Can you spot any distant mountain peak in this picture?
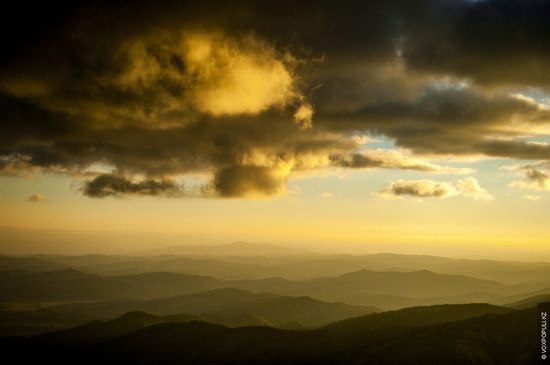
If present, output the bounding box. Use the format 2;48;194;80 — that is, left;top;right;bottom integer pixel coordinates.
114;311;159;323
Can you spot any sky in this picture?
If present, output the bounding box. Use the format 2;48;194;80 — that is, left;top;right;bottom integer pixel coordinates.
1;0;550;257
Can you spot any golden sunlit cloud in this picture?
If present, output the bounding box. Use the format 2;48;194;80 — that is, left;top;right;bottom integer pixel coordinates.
454;176;494;201
183;33;304;117
1;30;311;129
293;103;314;129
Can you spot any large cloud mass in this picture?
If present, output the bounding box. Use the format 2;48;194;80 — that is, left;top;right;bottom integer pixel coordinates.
1;0;550;199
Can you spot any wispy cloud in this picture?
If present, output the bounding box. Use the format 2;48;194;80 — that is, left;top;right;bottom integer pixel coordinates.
502;162;550;191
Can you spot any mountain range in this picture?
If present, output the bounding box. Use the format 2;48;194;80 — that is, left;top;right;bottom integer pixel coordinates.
0;303;540;365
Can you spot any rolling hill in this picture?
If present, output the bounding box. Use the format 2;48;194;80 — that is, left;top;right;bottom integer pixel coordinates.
0;269;224;302
0;303;538;365
23;311;203;347
0;255;69;272
228;269;525;309
505;292;550;309
4;251;550;287
322;303;512;333
50;287;378;328
0;267;541;311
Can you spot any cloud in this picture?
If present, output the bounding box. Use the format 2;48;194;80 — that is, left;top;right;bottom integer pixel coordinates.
1;30;309;129
331;149;474;174
293;103;314;129
377;177;492;200
504;162;550;191
455;177;494;201
182;33;305;118
27;193;48;203
318;88;550;161
378;179;456;199
401;0;550;87
525;168;550;190
510;169;550;191
1;0;550;199
82;174;184;198
213;165;288;198
0;155;41;177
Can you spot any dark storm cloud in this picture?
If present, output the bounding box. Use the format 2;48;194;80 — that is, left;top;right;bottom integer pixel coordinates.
401;0;550;86
4;0;550;87
2;0;550;198
82;174;184;198
317;88;550;159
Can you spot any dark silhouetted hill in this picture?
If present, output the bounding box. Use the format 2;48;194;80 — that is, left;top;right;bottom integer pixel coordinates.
0;303;539;365
322;303;512;333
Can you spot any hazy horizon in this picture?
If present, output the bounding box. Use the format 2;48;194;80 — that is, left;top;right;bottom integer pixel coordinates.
1;225;549;261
